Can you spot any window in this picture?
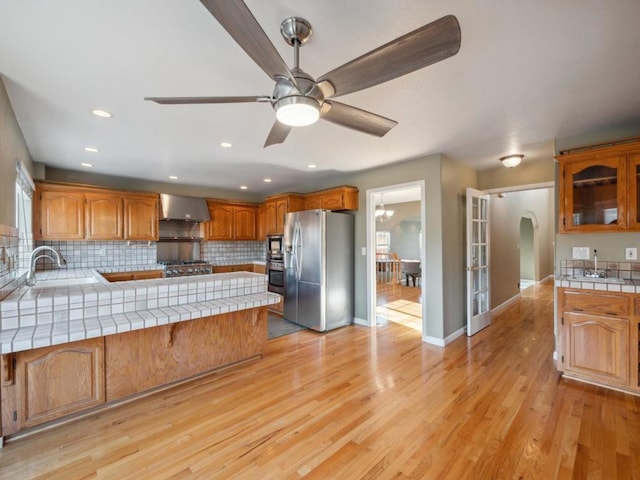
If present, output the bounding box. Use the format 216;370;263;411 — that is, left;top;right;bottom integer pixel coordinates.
16;160;34;269
376;231;391;253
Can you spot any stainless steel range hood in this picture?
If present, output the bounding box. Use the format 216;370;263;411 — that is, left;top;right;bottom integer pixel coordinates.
159;193;210;222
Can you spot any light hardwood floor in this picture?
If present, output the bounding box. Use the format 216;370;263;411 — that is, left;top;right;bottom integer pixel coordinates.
1;282;639;479
376;281;422;331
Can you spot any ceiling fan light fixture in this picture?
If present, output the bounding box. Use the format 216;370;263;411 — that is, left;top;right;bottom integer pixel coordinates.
275;96;320;127
500;154;524;168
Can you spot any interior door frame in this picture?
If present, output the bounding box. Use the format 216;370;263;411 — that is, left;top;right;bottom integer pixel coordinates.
365;180;426;334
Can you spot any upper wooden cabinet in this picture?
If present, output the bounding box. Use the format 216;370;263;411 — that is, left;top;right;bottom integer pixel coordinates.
206;201;257;240
85;192;123;240
265;194;304;235
36;189;85;240
123;194;159;241
303;186;359;211
34;182;159;241
256;204;267;240
557;140;640;233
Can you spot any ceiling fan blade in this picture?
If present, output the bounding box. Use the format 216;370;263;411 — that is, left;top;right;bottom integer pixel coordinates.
145;96;270;105
264;121;292;147
200;0;295;85
318;15;461;98
321;101;397;137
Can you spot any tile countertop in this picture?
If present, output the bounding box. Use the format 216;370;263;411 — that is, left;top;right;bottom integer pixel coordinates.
555;275;640;293
0;269;280;354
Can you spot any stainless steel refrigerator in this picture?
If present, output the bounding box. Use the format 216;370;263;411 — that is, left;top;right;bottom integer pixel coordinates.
283;209;354;332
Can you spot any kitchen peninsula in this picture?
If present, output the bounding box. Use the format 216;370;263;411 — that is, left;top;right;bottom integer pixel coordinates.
0;269;280;441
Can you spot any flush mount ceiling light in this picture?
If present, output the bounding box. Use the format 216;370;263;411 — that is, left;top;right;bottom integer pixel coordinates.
91;109;112;118
500;154;524;168
275;96;320;127
375;194;394;222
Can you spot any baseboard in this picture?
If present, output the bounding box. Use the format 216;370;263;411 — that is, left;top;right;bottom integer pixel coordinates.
353;316;369;327
423;327;465;347
491;293;521;316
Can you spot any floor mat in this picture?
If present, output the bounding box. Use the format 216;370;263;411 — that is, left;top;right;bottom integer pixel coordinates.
268;315;306;339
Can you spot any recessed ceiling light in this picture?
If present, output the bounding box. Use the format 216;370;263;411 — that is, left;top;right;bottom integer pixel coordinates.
84;147;99;153
240;185;248;190
81;163;93;168
92;109;112;118
307;164;317;169
220;142;233;148
169;175;178;180
263;178;272;183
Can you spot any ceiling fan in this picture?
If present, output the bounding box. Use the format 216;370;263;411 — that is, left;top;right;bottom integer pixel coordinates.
145;1;461;147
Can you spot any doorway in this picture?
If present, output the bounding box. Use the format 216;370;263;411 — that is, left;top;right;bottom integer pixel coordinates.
366;181;426;334
519;216;535;290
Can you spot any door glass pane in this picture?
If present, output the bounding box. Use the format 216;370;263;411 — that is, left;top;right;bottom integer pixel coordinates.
572;165;618;225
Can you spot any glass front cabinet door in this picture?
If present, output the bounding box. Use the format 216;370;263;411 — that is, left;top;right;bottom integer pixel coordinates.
558;141;640;233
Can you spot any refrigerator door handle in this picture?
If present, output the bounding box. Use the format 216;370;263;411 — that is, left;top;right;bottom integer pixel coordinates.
294;221;303;280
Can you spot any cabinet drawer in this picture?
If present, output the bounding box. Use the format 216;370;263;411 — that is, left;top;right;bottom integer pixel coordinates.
562;290;631;317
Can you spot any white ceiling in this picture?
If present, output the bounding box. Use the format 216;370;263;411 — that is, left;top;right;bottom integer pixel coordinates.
1;1;639;196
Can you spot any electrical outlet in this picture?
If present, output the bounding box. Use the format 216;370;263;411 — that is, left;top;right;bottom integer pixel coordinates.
98;248;106;257
626;247;637;260
572;247;590;260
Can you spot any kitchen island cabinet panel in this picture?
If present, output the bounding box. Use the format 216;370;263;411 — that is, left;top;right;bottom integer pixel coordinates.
105;308;267;401
0;338;105;435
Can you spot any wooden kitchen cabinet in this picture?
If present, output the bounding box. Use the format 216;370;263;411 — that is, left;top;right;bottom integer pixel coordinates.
102;270;163;282
123;194;159;241
1;338;105;435
206;201;257;240
85;192;123;240
256;204;267;239
558;288;638;393
265;194;304;235
34;182;159;241
557;140;640;233
34;188;85;240
105;309;267;401
564;312;629;387
213;264;254;273
303;186;359;211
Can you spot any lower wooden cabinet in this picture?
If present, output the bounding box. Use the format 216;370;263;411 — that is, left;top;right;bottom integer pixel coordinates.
105;309;267;401
102;270;164;282
213;264;255;273
1;307;268;438
564;312;629;386
1;338;105;435
559;288;639;393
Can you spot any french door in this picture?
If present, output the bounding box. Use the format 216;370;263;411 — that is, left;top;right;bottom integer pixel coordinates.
466;188;491;336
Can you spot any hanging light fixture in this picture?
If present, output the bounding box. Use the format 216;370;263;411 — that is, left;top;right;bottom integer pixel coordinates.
500;154;524;168
375;194;395;222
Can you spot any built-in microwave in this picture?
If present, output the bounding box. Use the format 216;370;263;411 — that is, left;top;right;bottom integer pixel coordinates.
266;234;283;260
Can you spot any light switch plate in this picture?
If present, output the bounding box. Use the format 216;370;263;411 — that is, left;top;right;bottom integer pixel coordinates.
572;247;590;260
626;247;637;260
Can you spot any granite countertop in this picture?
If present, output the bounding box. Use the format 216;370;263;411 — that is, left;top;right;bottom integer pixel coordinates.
0;268;280;354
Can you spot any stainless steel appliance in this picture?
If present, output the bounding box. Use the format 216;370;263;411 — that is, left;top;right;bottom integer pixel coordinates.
266;234;284;294
266;259;285;294
284;209;354;332
160;261;213;278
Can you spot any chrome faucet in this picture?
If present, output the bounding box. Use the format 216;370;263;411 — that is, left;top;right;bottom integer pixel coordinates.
26;246;67;286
